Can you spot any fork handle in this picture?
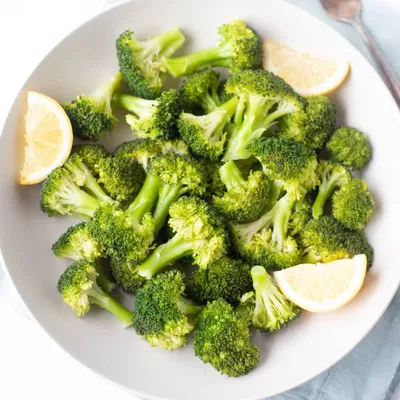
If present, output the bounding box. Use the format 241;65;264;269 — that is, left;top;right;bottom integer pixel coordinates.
352;19;400;109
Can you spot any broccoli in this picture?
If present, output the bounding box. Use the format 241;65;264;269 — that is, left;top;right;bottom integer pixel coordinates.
166;20;262;78
300;216;373;268
247;137;319;199
279;95;336;150
326;126;372;170
212;160;270;223
63;72;122;140
180;69;222;113
52;222;104;261
40;155;114;219
71;144;110;174
194;298;259;377
57;260;132;326
114;89;182;140
240;265;300;332
136;196;229;279
132;270;203;350
116;28;185;99
114;138;189;170
288;193;314;237
96;156;145;203
332;178;374;231
202;160;226;198
185;256;253;305
222;70;307;162
178;96;239;160
312;161;351;219
109;256;147;294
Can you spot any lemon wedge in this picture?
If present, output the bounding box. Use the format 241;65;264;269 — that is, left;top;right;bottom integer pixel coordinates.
20;91;73;185
263;40;350;97
274;255;367;312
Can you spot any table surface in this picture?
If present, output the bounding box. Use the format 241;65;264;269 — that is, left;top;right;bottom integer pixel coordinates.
0;1;399;399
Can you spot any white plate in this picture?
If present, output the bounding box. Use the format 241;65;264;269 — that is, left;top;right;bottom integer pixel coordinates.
1;0;399;399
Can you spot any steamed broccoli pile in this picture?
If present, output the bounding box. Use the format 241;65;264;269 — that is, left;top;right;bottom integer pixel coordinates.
39;20;375;378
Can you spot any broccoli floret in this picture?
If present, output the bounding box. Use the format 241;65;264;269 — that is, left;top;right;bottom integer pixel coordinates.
178;96;239;160
166;20;262;78
52;222;104;261
109;256;147;294
279;95;336;150
40;155;114;219
202;160;226;198
137;196;229;278
247;137;319;198
288;193;314;237
222;70;306;162
186;256;253;305
300;216;373;268
96;156;145;203
114;89;182;140
132;270;203;350
332;178;374;231
71;144;110;175
114;138;189;170
212;160;270;223
194;298;259;377
63;72;122;140
57;260;132;326
232;191;302;270
312;161;351;219
240;265;300;332
116;28;185;99
326;126;372;170
181;69;222;113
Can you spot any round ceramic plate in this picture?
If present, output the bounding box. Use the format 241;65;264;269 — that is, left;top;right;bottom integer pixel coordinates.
1;0;399;399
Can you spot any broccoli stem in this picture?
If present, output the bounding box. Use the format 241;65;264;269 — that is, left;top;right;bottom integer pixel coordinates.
222;96;275;161
201;91;221;114
262;101;296;128
94;260;116;294
66;189;103;219
153;185;186;235
302;249;320;264
114;93;156;119
166;43;233;77
149;27;186;59
178;296;204;315
82;171;112;204
312;170;346;219
88;288;132;327
125;174;161;226
138;234;194;278
219;160;245;190
90;72;122;113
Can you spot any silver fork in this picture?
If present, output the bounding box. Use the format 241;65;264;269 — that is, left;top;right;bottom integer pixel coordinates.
320;0;400;108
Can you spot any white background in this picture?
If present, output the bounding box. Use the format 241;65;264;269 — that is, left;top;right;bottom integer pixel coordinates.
0;1;399;399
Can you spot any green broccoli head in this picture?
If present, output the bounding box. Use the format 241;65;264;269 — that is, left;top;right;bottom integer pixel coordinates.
186;256;253;305
178;97;238;161
203;160;227;198
115;89;182;140
194;298;259;377
89;202;155;262
212;160;270;223
137;196;229;278
57;260;132;326
40;155;113;219
300;216;373;268
288;193;315;237
247;137;319;197
279;95;336;150
63;72;122;140
96;156;145;203
240;266;300;332
116;28;185;99
52;222;104;261
326;126;372;170
71;144;110;175
181;69;222;113
222;70;307;161
133;270;203;350
312;161;351;219
332;178;374;231
166;20;262;78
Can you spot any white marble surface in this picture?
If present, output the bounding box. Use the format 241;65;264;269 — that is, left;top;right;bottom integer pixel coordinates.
0;0;399;399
